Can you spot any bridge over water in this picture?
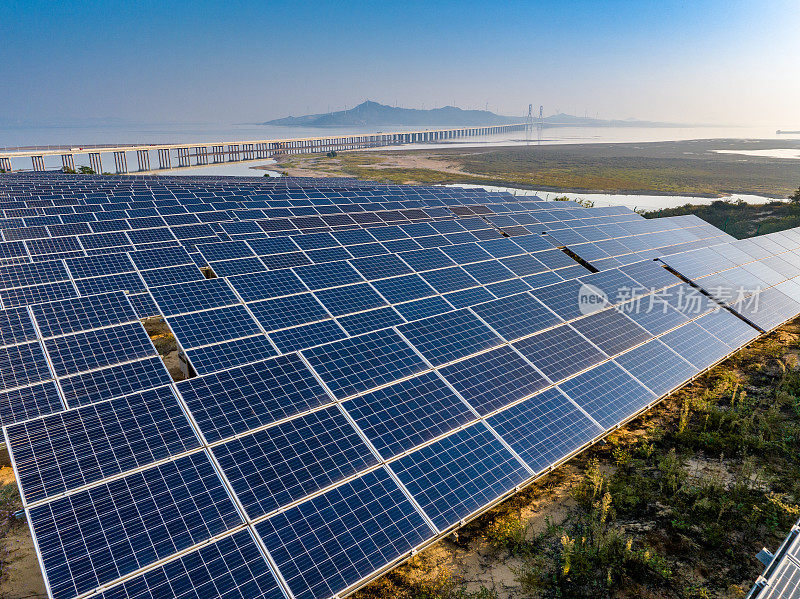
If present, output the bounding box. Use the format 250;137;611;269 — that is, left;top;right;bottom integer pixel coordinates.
0;123;526;174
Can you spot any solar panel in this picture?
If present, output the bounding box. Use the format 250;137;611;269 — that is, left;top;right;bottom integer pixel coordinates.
44;322;156;376
302;329;427;399
343;371;474;459
175;354;332;443
31;291;137;338
213;405;377;519
29;451;242;599
254;467;432;599
167;305;263;348
7;385;199;504
396;309;502;367
150;278;239;317
96;529;285;599
390;422;530;530
471;292;562;341
439;345;549;415
558;360;655;428
487;387;603;474
2;172;798;599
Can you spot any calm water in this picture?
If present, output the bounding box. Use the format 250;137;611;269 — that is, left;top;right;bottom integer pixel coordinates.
2;122;796;209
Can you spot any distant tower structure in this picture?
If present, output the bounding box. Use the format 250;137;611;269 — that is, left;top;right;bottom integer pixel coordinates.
525;104;534;144
537;105;544;144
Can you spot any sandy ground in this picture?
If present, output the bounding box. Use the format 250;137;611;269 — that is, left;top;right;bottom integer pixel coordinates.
0;468;47;599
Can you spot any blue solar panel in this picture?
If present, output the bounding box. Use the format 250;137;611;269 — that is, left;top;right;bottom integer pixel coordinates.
614;339;699;397
471;293;562;342
8;385;199;503
255;467;432;599
150;278;239;316
268;319;347;354
514;323;608;383
0;260;69;289
184;334;277;375
569;307;652;356
659;321;735;369
558;361;655;428
137;264;204;287
371;274;436;303
294;261;364;290
439;345;549;415
58;355;174;409
168;305;263;348
65;253;134;279
0;341;52;392
336;306;404;336
397;309;502;367
0;381;64;428
44;322;155;376
31;292;137;338
391;422;530;530
303;329;427;399
488;387;603;474
96;530;284;599
420;267;478;293
129;246;194;270
248;294;329;332
214;405;377;519
0;306;37;346
176;354;332;443
30;451;242;599
315;283;387;316
227;269;307;302
0;280;78;308
343;371;474;459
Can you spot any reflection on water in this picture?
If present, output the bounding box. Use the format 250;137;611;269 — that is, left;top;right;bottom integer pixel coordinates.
714;149;800;160
444;183;783;211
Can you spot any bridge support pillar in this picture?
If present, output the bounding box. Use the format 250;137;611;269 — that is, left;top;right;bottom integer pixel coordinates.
195;147;208;165
61;154;75;171
136;150;150;171
228;144;240;161
157;148;171;169
88;153;102;173
243;144;254;160
0;157;11;172
31;155;45;171
113;151;127;173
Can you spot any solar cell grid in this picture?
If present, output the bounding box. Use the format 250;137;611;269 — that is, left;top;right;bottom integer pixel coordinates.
397;309;503;367
214;405;377;519
44;321;156;376
96;529;284;599
390;422;530;530
176;353;332;443
0;306;37;346
29;451;242;599
8;385;200;504
558;360;655;428
255;466;432;599
167;305;263;348
149;278;239;316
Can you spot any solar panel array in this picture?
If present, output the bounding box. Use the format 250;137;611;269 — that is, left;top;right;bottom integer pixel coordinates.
0;172;796;599
748;518;800;598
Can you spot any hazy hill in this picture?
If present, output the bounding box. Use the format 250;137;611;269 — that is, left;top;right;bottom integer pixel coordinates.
262;101;523;127
261;101;678;128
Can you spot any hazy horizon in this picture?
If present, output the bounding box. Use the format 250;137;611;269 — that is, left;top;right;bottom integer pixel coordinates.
3;0;800;129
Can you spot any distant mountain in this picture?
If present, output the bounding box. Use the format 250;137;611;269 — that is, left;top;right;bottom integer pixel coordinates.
541;113;679;128
261;101;523;127
261;102;679;129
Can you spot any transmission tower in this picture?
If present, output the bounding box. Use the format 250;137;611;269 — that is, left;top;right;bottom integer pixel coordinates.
525;104;534;145
537;105;544;144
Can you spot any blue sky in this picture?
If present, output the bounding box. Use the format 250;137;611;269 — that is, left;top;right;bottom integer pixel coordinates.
2;0;799;126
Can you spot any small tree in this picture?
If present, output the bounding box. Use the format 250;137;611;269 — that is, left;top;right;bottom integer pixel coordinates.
790;187;800;205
